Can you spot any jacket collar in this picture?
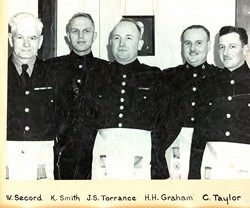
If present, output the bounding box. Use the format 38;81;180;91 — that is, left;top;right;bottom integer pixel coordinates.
184;61;209;70
69;51;94;61
226;62;250;74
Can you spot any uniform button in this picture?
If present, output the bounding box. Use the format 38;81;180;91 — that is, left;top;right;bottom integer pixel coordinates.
191;102;196;106
118;123;123;127
120;98;124;102
226;113;231;119
143;96;147;99
119;113;123;118
230;80;235;85
225;131;230;136
78;64;83;69
209;102;213;106
121;89;126;94
190;117;195;122
50;99;54;103
122;81;126;86
227;96;232;101
24;126;30;131
77;79;81;83
122;74;127;79
98;94;102;98
248;103;250;107
24;108;30;113
192;87;197;92
193;73;197;78
25;91;30;95
120;105;124;110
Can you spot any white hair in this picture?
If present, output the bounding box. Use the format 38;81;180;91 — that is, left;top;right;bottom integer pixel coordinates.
9;12;43;35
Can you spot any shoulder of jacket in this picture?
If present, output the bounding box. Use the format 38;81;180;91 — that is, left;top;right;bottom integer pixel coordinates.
140;63;161;72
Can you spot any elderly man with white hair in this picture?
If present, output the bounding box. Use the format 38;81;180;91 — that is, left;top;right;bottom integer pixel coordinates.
7;12;57;180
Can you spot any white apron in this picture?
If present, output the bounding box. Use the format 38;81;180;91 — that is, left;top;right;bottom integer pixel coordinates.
91;128;152;179
201;142;250;179
6;140;54;180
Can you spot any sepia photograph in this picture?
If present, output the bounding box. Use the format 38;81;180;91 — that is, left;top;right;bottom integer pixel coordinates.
1;0;250;207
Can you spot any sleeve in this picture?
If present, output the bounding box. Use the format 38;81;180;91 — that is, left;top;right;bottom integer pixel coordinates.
188;83;214;179
188;126;207;179
150;74;183;179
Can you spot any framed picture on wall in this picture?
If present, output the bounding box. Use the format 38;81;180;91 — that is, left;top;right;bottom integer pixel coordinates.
123;15;155;56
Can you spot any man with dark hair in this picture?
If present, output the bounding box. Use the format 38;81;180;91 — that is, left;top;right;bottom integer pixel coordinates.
163;25;220;179
47;12;108;179
7;12;57;180
68;18;180;179
188;26;250;179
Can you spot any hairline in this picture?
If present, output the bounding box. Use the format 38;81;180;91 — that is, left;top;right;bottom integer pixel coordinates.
67;13;95;33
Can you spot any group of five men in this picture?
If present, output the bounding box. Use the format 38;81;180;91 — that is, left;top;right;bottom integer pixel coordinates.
6;11;250;180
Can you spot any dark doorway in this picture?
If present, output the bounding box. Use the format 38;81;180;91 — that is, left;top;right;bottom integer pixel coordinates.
38;0;57;60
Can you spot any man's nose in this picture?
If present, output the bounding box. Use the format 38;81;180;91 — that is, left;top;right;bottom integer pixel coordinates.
190;43;195;51
119;38;126;46
223;47;229;56
78;31;84;38
23;37;30;47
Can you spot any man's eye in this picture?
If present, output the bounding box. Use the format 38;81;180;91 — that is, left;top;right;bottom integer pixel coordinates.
230;45;236;49
113;36;119;40
30;36;38;40
16;35;23;39
218;45;224;50
84;29;91;33
197;41;202;45
71;29;78;33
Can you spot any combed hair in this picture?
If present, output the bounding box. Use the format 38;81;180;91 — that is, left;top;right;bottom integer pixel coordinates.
219;25;248;45
66;12;95;32
181;25;210;41
9;12;43;35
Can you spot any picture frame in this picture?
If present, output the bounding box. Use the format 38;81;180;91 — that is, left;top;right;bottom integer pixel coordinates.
123;15;155;56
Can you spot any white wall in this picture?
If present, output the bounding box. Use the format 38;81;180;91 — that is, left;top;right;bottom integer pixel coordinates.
8;0;38;19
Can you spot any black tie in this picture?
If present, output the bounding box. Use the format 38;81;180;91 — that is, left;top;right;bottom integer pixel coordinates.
20;64;30;88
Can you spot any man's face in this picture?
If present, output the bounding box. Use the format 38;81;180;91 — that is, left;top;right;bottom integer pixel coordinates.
68;16;96;56
110;21;143;65
218;32;247;71
8;22;43;62
182;28;210;67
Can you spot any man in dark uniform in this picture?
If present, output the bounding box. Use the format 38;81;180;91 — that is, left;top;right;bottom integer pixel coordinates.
46;12;108;179
68;18;180;179
188;26;250;179
7;12;56;179
163;25;220;179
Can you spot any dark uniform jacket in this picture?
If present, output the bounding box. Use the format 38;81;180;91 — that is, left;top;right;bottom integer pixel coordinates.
188;62;250;179
163;62;220;128
46;51;108;179
67;59;181;179
47;51;108;123
7;57;56;141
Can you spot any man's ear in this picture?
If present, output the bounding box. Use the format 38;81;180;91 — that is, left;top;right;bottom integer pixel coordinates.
8;33;13;47
38;35;43;49
207;40;211;51
93;32;97;42
66;32;71;42
243;44;249;56
138;39;144;51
